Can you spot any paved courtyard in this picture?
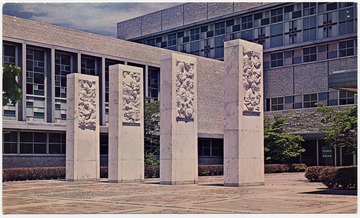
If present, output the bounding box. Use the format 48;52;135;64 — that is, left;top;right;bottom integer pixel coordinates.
2;172;357;214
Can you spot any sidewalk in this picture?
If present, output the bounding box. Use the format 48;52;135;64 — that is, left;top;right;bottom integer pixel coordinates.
2;172;357;214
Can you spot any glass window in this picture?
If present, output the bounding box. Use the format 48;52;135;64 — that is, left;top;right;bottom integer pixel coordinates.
167;33;177;46
328;91;338;106
271;52;283;67
339;91;355;105
3;44;16;65
303;2;316;15
198;139;210;156
303;47;317;62
339;7;355;35
3;131;18;154
148;66;160;99
242;15;253;30
285;96;294;110
215;22;225;36
211;139;223;156
271;8;283;23
303;93;317;108
190;28;200;41
81;56;96;75
146;39;155;46
100;134;108;155
339;40;354;57
271;97;284;111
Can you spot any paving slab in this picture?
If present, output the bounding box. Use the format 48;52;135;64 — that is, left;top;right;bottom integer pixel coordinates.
2;172;357;214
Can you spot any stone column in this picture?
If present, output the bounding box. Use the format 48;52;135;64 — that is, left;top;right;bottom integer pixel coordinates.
223;39;264;187
66;73;100;181
108;64;144;183
160;53;198;185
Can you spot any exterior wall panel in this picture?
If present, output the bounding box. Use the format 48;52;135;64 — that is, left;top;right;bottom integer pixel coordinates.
161;4;184;30
264;67;294;97
294;62;328;94
183;3;208;25
207;3;234;19
141;11;162;36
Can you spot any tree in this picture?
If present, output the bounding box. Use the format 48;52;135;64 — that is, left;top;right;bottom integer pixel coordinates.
3;64;22;106
144;97;160;156
264;115;305;163
316;103;357;153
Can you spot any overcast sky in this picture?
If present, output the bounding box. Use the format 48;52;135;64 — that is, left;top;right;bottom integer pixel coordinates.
3;2;182;37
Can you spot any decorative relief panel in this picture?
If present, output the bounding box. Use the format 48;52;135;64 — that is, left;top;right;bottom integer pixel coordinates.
175;61;195;120
78;79;97;131
122;71;141;123
243;49;262;113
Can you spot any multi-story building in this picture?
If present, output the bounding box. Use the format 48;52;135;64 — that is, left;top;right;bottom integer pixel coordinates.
118;2;357;166
2;15;225;167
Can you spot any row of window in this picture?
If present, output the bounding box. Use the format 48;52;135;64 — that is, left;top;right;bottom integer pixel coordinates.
3;131;223;158
3;131;66;154
138;3;356;59
266;39;356;68
266;90;356;111
3;43;160;123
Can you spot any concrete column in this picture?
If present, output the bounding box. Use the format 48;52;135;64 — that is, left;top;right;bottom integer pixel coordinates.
160;53;198;185
66;73;100;181
108;64;144;183
223;39;264;187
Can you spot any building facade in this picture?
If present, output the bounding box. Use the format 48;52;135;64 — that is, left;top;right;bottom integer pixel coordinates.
118;2;358;166
2;15;225;168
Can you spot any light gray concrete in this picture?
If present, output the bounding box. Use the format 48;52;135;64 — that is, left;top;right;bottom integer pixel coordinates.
2;173;357;214
66;73;100;181
223;39;264;186
160;53;198;185
108;64;144;183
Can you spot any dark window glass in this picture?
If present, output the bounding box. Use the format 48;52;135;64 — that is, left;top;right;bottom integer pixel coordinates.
34;132;46;142
34;143;46;154
20;143;33;154
4;143;17;154
20;132;33;142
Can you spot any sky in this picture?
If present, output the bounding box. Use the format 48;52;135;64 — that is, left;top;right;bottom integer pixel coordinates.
2;1;182;37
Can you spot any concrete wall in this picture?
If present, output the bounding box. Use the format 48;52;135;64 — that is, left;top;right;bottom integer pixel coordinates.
117;2;267;39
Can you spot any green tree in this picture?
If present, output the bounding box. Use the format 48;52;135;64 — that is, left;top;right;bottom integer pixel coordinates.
3;64;22;106
144;97;160;157
264;115;305;163
316;103;357;153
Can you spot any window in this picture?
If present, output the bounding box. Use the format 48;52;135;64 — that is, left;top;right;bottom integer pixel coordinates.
20;132;46;154
3;44;16;65
104;59;124;116
100;134;108;155
271;97;284;111
190;28;200;41
3;131;17;154
242;15;253;30
270;52;283;67
190;41;200;55
148;66;160;99
303;16;316;42
339;7;355;35
328;91;338;106
271;8;283;23
214;36;225;59
214;22;225;36
198;138;223;156
339;40;354;57
167;33;177;46
303;47;317;62
319;12;337;38
26;48;46;122
285;20;301;45
303;93;317;108
49;133;66;154
270;23;284;47
339;91;355;105
81;56;96;75
303;2;316;16
146;39;155;46
284;96;294;110
294;95;303;109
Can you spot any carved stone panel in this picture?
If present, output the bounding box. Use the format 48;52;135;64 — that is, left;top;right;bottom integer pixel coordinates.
175;61;195;120
78;79;97;131
243;49;262;113
122;71;141;123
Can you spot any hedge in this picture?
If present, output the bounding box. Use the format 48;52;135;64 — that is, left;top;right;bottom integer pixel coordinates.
304;166;328;182
3;164;308;182
319;166;357;189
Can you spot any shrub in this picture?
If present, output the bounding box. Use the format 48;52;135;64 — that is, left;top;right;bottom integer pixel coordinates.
145;166;159;178
289;163;307;172
304;166;327;182
198;165;223;176
319;166;357;189
3;167;65;182
264;164;290;173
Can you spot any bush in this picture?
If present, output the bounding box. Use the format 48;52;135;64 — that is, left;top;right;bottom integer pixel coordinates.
304;166;327;182
198;165;223;176
3;167;65;182
264;164;307;173
145;166;159;178
289;163;307;172
319;166;357;189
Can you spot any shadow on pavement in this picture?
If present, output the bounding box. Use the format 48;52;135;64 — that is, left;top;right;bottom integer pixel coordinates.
199;183;224;187
300;188;357;196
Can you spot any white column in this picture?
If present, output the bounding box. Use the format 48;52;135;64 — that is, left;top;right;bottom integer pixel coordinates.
108;64;144;183
160;53;198;185
66;73;100;181
223;39;264;187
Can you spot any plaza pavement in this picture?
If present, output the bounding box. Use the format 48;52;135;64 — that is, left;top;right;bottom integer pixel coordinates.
2;172;357;214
